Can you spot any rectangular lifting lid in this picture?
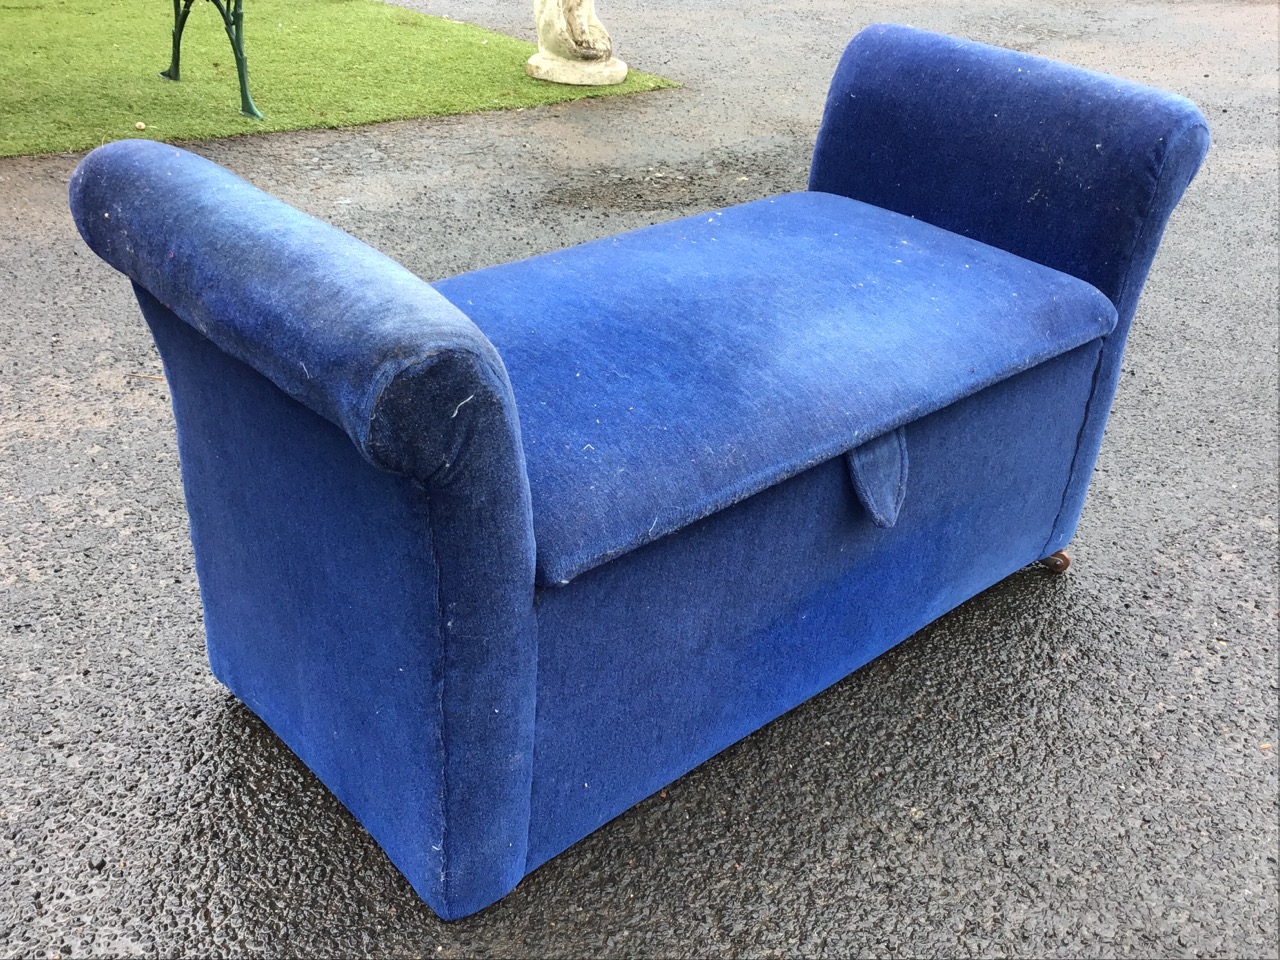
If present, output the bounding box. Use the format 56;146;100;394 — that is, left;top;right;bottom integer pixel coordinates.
434;191;1117;585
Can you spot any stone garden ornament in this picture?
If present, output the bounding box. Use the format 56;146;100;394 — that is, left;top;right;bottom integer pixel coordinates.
527;0;628;85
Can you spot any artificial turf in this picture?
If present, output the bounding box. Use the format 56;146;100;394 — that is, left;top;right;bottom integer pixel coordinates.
0;0;673;158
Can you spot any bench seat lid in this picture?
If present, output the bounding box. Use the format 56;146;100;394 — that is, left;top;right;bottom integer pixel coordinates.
433;191;1116;585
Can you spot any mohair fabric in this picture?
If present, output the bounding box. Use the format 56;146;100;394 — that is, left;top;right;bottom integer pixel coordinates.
68;24;1207;921
434;192;1115;584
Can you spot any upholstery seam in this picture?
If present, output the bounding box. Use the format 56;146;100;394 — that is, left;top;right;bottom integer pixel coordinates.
893;426;910;516
525;591;538;874
851;448;885;523
369;348;536;908
1038;117;1206;558
423;496;453;917
1040;340;1105;558
1111;118;1208;323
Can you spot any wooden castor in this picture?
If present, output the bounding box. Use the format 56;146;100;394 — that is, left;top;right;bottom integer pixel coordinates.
1041;550;1071;574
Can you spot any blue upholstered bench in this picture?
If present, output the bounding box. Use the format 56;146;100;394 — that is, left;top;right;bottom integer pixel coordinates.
69;25;1208;920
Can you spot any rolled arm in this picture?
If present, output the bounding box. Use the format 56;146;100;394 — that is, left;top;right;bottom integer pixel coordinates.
809;24;1211;561
809;24;1210;325
71;140;537;919
70;138;522;488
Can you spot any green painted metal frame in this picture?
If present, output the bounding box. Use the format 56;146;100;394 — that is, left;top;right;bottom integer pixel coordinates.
161;0;264;120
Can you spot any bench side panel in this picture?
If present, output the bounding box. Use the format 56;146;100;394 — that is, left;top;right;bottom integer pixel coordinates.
134;287;535;921
810;24;1210;551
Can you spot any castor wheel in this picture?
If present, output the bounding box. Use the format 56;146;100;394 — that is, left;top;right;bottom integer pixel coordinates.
1041;550;1071;574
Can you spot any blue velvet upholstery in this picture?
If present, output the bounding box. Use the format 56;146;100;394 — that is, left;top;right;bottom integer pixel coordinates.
524;340;1105;869
846;426;909;529
72;141;539;919
69;25;1207;920
810;23;1210;555
434;192;1115;584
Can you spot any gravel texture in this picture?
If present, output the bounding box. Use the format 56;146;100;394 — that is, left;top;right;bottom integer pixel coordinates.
1;1;1277;956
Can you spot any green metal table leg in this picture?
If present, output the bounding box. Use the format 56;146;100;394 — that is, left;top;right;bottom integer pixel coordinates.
161;0;264;120
160;0;196;81
217;0;264;119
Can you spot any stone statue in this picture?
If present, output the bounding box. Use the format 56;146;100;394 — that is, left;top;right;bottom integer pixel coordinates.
526;0;628;85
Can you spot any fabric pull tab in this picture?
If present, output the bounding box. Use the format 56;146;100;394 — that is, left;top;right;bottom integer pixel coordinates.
846;427;909;529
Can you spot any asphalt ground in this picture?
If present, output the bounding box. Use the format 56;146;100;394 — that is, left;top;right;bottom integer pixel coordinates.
1;1;1277;956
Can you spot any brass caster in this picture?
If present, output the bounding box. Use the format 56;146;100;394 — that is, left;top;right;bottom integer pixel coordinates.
1041;550;1071;574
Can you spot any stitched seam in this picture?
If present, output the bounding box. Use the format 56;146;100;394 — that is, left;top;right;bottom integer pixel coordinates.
1112;118;1207;322
852;455;885;522
893;427;909;514
1040;340;1105;557
423;497;452;916
371;351;536;905
1039;118;1205;556
522;592;540;875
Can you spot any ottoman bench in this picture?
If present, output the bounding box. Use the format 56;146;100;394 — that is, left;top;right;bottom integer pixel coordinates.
69;24;1209;920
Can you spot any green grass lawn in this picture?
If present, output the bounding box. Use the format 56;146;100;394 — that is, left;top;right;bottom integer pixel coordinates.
0;0;673;158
